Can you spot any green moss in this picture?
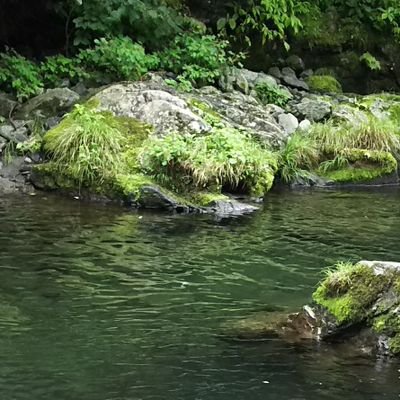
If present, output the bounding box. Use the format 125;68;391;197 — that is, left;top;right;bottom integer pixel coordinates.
389;334;400;355
190;192;229;207
307;75;342;94
188;98;224;128
313;262;393;324
113;173;155;200
318;149;397;183
32;162;77;190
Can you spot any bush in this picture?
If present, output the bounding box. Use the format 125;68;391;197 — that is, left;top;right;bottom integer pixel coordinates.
159;34;239;86
0;52;43;101
78;37;159;82
307;75;342;93
359;52;381;71
279;133;320;183
139;128;278;196
255;83;291;106
40;55;89;87
44;102;126;186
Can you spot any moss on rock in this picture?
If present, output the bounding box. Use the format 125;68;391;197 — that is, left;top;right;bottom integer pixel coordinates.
307;75;342;94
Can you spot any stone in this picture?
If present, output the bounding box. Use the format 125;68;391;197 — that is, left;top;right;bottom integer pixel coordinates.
94;83;211;136
298;119;311;132
137;186;192;212
277;113;299;135
268;67;282;80
292;98;332;121
285;55;305;72
332;105;369;125
281;67;309;91
300;69;314;79
207;199;259;216
254;73;278;88
16;88;80;119
0;92;17;118
0;124;28;143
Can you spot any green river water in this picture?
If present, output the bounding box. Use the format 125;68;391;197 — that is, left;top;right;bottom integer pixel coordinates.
0;188;400;400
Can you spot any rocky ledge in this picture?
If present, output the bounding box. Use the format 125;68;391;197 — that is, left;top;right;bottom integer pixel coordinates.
222;261;400;357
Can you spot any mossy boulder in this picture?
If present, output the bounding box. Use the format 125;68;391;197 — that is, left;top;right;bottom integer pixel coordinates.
307;75;342;94
223;261;400;357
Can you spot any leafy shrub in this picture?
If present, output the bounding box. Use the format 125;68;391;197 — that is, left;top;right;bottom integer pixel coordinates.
359;52;381;71
40;55;89;87
139;128;278;196
69;0;184;49
78;37;159;82
44;102;126;186
159;34;240;86
0;52;43;101
255;83;291;106
279;133;320;183
217;0;305;47
307;75;342;93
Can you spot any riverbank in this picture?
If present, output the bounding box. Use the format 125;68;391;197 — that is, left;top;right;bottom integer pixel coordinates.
1;63;400;215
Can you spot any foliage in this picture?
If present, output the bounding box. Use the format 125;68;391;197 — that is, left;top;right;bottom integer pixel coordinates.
279;133;320;183
308;118;400;156
217;0;306;48
255;83;291;106
43;102;126;187
54;0;185;50
139;128;278;196
359;52;381;71
78;37;159;82
40;55;89;87
306;75;342;93
0;52;43;101
159;33;241;86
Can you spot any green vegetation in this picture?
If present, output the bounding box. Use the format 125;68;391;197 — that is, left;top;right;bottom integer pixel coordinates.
278;133;319;183
360;52;381;71
306;75;342;94
313;262;393;324
43;102;126;187
159;33;241;86
0;51;43;101
255;83;291;106
78;37;159;82
139;128;278;196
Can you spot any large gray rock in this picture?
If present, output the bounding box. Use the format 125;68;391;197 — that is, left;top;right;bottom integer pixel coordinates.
207;199;259;216
94;83;210;136
281;67;309;91
16;88;80;119
0;93;17;118
332;105;369;125
93;80;287;147
292;97;332;121
277;113;299;135
0;123;28;143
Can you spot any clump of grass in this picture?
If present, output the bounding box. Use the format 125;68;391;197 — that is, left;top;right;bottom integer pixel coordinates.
255;83;291;106
309;118;400;156
139;128;278;196
307;74;342;93
44;103;126;187
279;132;320;183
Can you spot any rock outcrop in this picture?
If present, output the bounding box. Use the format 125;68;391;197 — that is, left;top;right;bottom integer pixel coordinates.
222;261;400;357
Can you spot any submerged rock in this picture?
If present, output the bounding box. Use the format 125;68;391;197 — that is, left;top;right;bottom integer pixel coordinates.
222;261;400;357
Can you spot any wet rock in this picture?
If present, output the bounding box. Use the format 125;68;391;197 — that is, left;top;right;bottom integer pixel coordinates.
206;199;259;216
16;88;80;119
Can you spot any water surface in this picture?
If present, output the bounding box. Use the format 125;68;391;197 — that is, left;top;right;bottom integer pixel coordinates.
0;188;400;400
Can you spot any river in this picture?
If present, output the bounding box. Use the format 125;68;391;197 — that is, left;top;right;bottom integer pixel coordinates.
0;188;399;399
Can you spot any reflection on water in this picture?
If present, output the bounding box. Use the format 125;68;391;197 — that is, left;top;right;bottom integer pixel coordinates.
0;188;400;400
